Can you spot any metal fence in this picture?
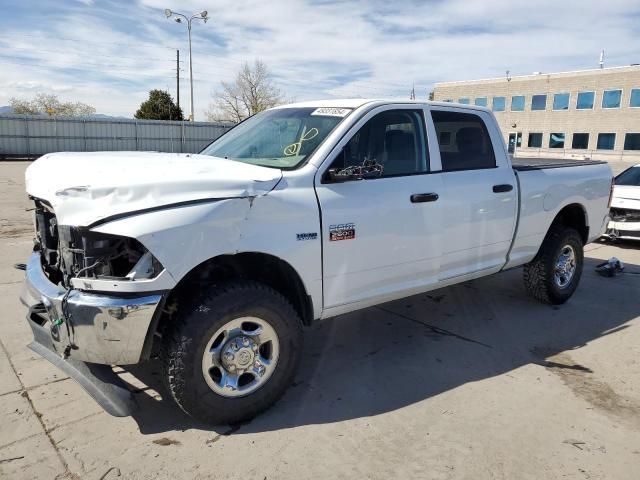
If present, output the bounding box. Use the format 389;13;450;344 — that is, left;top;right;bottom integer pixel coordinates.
0;115;232;159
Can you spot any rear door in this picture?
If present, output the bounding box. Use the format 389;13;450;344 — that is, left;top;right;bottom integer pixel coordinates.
428;107;518;279
315;105;444;312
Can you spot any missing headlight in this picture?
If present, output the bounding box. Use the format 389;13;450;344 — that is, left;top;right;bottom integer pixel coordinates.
58;227;163;285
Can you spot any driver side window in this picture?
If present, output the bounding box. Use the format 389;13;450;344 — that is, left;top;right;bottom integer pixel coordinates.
329;109;428;177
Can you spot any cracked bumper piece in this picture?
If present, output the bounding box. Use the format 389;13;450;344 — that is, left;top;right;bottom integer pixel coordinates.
20;252;165;416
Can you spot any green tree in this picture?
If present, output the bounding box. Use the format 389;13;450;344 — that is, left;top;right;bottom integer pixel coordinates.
135;89;183;120
10;93;95;116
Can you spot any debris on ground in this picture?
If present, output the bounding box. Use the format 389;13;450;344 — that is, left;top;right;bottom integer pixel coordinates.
152;438;181;446
595;257;624;277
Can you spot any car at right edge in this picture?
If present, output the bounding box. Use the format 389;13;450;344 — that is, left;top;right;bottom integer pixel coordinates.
606;164;640;241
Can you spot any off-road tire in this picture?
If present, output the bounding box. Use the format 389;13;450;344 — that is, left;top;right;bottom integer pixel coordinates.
523;225;584;305
161;281;303;424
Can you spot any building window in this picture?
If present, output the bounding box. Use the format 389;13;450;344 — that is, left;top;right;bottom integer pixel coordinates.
553;93;570;110
474;97;487;107
624;133;640;150
549;133;565;148
458;98;470;104
630;88;640;107
602;89;622;109
576;91;595;109
597;133;616;150
492;96;506;112
572;133;589;149
531;94;547;111
528;132;543;148
511;95;525;111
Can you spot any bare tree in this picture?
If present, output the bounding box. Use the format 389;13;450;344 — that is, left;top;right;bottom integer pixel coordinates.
9;93;96;116
207;60;283;123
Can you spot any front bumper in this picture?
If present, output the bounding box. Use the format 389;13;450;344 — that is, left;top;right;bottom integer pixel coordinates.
21;252;164;365
20;252;166;416
605;219;640;241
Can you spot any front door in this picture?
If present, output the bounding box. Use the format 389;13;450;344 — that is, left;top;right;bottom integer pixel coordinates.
315;107;443;311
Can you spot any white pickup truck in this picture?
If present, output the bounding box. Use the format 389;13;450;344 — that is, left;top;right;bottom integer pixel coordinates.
21;99;613;424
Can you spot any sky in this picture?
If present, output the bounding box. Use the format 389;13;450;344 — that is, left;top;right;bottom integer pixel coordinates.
0;0;639;119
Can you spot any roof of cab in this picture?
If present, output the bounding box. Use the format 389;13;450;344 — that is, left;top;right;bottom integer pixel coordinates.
272;98;492;113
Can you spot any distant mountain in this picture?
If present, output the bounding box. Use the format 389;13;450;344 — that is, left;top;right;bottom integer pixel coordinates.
0;106;12;114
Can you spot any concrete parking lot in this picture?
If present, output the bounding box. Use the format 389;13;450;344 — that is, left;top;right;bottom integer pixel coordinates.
1;160;639;480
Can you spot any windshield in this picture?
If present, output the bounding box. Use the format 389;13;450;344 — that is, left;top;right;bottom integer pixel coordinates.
615;166;640;186
200;107;352;169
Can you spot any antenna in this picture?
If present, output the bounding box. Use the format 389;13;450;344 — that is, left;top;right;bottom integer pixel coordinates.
599;50;605;69
506;70;512;82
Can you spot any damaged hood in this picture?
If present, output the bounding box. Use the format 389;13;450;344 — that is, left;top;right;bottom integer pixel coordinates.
611;185;640;211
25;152;283;226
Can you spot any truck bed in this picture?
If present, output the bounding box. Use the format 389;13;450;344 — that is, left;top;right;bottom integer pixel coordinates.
512;157;607;171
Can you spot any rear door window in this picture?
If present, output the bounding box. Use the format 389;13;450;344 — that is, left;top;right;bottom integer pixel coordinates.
431;110;497;171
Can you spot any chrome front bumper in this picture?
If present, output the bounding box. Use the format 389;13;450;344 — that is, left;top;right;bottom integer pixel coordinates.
20;252;164;365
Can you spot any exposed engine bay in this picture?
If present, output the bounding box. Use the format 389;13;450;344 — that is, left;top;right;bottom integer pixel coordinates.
33;198;162;287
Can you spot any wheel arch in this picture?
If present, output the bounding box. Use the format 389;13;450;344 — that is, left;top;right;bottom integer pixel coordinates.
146;252;313;357
549;203;589;245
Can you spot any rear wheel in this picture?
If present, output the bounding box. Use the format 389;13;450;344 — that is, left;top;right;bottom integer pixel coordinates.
523;225;584;305
161;281;303;424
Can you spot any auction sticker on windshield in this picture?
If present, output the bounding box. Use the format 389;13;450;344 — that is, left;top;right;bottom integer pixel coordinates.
311;107;352;117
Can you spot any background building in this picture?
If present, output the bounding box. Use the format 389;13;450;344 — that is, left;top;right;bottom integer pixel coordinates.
433;65;640;164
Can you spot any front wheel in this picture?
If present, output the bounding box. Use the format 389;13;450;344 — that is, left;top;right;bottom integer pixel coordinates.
161;281;303;424
523;225;584;305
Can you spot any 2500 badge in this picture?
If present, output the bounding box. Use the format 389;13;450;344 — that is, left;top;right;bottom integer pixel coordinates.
329;223;355;241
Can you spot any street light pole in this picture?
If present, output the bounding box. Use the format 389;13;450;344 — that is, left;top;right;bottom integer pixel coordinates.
165;9;208;121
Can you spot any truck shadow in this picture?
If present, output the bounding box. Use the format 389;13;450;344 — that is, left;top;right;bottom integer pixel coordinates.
125;255;640;435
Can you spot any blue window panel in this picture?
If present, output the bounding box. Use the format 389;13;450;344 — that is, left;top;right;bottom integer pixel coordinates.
553;93;570;110
492;96;506;112
576;91;595;109
528;132;543;148
602;90;622;108
624;133;640;150
549;132;565;148
458;98;470;104
531;94;547;111
597;133;616;150
630;88;640;107
511;95;525;111
474;97;487;107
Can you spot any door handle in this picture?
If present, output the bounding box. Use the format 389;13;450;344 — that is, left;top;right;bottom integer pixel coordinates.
493;184;513;193
410;193;439;203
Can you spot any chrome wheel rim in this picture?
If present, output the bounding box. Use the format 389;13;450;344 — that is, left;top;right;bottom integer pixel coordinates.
201;316;280;398
553;245;577;289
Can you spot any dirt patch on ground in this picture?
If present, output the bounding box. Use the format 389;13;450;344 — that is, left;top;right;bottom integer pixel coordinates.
533;347;640;427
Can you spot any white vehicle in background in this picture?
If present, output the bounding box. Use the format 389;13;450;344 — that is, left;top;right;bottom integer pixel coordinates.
605;164;640;241
20;99;613;425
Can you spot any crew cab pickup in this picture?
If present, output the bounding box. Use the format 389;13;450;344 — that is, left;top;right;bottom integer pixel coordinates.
20;100;613;424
